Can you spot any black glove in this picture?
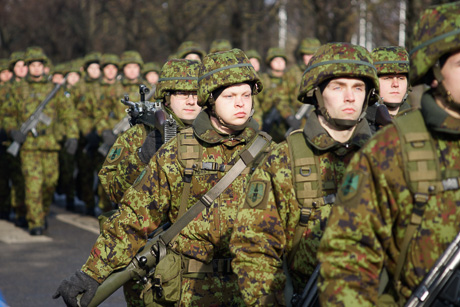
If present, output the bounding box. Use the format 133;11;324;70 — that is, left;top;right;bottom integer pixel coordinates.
52;271;99;307
286;115;301;131
138;130;161;164
64;138;78;155
11;129;26;144
84;131;100;151
101;130;117;146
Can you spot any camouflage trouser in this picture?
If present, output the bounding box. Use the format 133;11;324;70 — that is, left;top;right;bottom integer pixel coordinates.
57;146;75;201
0;151;26;219
0;151;10;217
76;147;99;210
20;150;59;229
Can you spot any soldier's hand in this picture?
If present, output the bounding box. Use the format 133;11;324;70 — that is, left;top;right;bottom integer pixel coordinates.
101;130;116;146
52;271;99;307
64;138;78;155
138;130;160;164
10;129;26;144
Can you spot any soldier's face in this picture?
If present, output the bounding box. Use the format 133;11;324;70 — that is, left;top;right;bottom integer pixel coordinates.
123;63;140;80
13;60;28;78
322;78;366;121
378;74;408;104
170;91;201;122
145;71;159;85
52;73;65;85
66;72;80;86
440;50;460;106
103;64;118;80
184;53;201;62
87;63;101;79
0;69;12;83
214;83;253;127
270;57;286;71
28;61;44;77
249;58;260;72
302;54;314;66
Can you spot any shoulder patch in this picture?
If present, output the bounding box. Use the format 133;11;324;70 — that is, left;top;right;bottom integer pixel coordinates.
337;170;366;205
106;146;124;164
245;181;267;209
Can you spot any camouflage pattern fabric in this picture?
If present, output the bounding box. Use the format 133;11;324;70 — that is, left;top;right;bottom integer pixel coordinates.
82;111;272;306
230;111;372;306
317;92;460;305
176;41;206;60
372;46;409;75
98;79;125;134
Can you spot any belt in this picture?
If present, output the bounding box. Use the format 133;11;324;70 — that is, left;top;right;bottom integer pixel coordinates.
183;258;233;274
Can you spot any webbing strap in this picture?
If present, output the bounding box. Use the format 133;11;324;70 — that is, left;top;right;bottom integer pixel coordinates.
160;132;271;246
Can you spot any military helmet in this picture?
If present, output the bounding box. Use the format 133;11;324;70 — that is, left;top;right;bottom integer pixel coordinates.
63;60;83;76
198;48;262;107
24;46;48;65
52;63;66;75
298;42;379;104
245;49;262;62
265;47;287;65
409;2;460;86
8;51;25;70
142;62;161;76
296;37;321;57
154;59;200;100
372;46;409;76
176;41;206;60
209;39;232;53
100;53;120;68
83;51;101;69
120;50;144;68
0;58;10;71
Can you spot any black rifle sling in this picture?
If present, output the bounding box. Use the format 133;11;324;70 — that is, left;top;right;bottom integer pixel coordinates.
159;131;271;246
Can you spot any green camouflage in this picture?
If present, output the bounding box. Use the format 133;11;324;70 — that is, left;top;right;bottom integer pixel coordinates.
0;58;9;71
63;60;83;76
141;61;161;76
230;112;372;305
52;63;66;75
209;39;232;53
82;111;271;306
409;2;460;86
8;51;25;71
100;53;120;68
296;37;321;58
317;93;460;305
83;51;101;68
24;46;48;65
197;48;262;106
298;42;379;104
154;59;200;100
120;50;144;68
265;47;288;65
372;46;409;75
245;49;262;62
176;41;206;59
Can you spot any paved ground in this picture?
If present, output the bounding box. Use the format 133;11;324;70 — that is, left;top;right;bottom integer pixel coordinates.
0;198;125;307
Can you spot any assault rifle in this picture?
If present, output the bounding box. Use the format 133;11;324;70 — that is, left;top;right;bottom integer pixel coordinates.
7;79;66;157
292;264;320;307
405;231;460;307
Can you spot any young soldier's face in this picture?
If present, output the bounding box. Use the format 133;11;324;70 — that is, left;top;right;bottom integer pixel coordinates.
86;63;101;79
184;53;201;62
378;74;407;104
103;64;118;80
170;91;201;122
270;57;286;71
0;69;13;82
52;73;65;84
145;71;159;85
66;72;81;86
440;50;460;105
123;63;140;80
28;61;45;77
13;60;28;78
322;78;366;121
249;58;260;72
214;83;253;127
302;54;314;66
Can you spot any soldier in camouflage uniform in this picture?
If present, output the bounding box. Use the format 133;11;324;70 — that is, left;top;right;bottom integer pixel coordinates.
0;59;13;84
366;46;413;134
9;51;28;83
3;47;79;235
54;48;273;307
317;3;460;305
142;61;161;88
98;59;202;306
230;42;379;306
176;41;206;62
259;47;292;143
209;39;232;53
245;49;264;127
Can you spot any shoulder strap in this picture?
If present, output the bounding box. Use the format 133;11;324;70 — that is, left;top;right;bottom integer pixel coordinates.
159;131;272;246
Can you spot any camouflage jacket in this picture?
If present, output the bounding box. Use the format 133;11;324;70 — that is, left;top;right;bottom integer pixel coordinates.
82;110;272;283
229;111;372;306
97;79;125;134
98;108;187;204
259;71;292;118
3;77;78;151
317;91;460;305
283;64;306;111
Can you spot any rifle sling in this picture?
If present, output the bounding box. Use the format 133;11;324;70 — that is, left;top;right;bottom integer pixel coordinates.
159;131;271;246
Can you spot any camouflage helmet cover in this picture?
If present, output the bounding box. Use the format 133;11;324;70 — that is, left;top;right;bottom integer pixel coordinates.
8;51;25;70
296;37;321;57
372;46;409;75
245;49;262;62
265;47;288;65
142;62;161;76
198;48;263;106
409;2;460;86
209;39;232;53
100;53;120;68
0;58;10;71
24;46;48;65
154;59;200;100
298;42;379;104
63;60;83;76
83;51;101;68
120;50;144;68
176;41;206;59
52;63;66;75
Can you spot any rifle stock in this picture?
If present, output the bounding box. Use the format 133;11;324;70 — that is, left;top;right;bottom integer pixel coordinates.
292;264;320;307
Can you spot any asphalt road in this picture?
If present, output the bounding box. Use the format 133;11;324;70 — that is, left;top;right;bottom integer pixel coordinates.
0;197;125;307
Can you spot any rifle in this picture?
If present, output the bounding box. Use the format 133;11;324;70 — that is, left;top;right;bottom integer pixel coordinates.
7;80;66;157
405;231;460;307
285;104;313;137
262;106;283;133
292;264;320;307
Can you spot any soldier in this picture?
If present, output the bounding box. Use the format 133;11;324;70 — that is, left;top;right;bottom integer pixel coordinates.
246;49;262;73
141;61;161;88
0;59;13;84
259;47;292;143
3;47;79;235
209;39;232;53
230;42;379;306
53;48;273;306
51;63;66;85
244;49;264;128
317;3;460;305
9;51;28;82
366;46;413;134
98;59;202;306
176;41;206;62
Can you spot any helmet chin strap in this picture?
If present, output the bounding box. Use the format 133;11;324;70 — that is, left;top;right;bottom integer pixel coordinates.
432;65;460;113
314;88;370;131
